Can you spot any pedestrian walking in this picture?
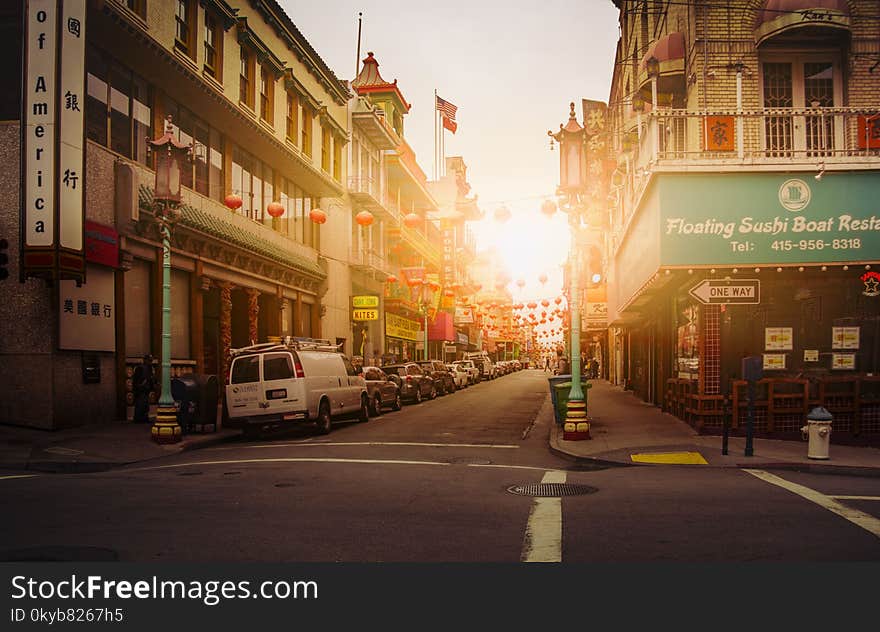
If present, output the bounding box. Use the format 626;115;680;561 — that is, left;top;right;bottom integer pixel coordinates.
544;356;550;372
590;357;599;379
558;356;570;376
132;354;155;423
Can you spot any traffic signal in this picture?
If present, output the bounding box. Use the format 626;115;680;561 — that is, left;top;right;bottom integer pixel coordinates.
586;246;602;287
0;238;8;281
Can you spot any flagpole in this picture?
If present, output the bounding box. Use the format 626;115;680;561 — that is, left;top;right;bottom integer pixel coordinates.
433;89;438;181
355;12;362;77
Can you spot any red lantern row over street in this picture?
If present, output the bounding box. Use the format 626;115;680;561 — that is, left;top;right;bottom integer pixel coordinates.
267;202;284;218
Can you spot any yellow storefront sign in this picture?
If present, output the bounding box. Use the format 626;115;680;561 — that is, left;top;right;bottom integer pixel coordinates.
353;308;379;321
353;295;379;308
385;312;420;341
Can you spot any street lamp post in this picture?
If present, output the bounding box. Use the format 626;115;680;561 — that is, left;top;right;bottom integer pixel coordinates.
146;115;192;444
548;103;590;440
406;277;437;361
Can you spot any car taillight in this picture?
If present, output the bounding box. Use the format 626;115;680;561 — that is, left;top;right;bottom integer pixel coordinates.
294;360;305;378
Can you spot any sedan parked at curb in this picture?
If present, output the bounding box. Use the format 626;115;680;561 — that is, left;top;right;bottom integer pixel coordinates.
382;363;436;403
360;366;402;416
447;363;469;390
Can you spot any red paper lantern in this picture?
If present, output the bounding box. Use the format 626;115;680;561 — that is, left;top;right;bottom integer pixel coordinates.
539;273;548;285
555;297;562;305
541;299;550;307
356;210;374;226
407;277;423;288
309;208;327;224
444;289;454;297
494;206;511;222
527;302;537;309
386;275;398;284
224;194;243;210
267;201;285;218
541;199;557;217
404;213;421;228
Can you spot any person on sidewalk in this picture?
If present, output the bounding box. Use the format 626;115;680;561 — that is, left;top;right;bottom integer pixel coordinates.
544;356;551;372
133;354;155;423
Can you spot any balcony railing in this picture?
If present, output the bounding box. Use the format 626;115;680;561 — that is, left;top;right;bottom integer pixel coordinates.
633;107;879;169
348;176;380;200
349;247;390;274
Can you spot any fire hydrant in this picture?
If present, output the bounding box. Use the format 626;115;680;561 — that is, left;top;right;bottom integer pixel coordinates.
801;407;833;460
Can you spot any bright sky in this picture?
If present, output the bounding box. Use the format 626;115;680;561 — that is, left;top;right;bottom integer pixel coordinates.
283;0;620;307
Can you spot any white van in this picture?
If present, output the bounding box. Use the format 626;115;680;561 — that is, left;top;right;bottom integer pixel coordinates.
463;351;496;380
225;338;368;436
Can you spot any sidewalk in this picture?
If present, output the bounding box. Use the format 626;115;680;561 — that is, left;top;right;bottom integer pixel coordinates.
0;420;238;473
548;378;880;477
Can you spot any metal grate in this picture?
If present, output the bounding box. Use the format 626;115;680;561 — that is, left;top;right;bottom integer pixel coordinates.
507;483;598;497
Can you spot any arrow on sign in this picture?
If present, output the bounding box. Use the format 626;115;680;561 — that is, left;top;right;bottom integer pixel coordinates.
689;279;760;305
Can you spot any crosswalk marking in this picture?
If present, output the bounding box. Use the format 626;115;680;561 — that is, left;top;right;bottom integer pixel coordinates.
521;470;566;563
744;469;880;539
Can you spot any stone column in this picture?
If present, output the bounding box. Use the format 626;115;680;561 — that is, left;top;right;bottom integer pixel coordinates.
246;288;260;345
218;282;233;386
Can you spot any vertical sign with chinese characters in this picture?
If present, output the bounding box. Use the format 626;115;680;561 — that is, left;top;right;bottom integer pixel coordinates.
23;0;58;256
59;265;116;351
57;0;86;279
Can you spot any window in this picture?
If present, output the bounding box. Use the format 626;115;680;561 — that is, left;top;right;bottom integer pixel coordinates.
231;356;260;384
301;106;313;157
203;12;222;80
333;136;342;181
164;96;225;201
174;0;194;57
285;91;298;142
321;125;331;172
259;66;274;124
122;0;146;18
86;45;151;165
239;46;254;108
264;353;294;381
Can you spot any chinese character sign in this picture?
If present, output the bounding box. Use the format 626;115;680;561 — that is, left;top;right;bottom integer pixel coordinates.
59;266;115;351
704;115;735;152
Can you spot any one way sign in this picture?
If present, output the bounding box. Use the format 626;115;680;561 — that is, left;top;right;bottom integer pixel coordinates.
688;279;760;305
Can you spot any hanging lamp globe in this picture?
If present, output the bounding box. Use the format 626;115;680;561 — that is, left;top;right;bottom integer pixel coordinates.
267;201;285;218
309;208;327;224
355;210;374;226
403;212;421;228
224;193;243;210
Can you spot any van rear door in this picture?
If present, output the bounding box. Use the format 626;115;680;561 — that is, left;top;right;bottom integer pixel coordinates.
226;354;262;420
262;352;307;421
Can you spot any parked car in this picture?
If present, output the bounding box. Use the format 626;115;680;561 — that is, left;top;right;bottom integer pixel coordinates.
382;363;436;403
360;366;402;416
446;363;469;389
453;360;480;385
416;360;456;395
225;338;368;437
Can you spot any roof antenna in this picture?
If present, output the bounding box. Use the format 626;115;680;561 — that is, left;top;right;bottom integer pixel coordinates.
356;12;363;78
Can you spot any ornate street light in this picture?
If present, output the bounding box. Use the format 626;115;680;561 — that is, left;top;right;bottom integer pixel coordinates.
406;276;437;361
547;102;590;441
146;115;192;444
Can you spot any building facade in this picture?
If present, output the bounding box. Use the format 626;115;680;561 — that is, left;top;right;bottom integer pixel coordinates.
604;0;880;442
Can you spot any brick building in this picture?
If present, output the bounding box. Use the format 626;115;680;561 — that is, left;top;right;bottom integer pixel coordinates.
604;0;880;441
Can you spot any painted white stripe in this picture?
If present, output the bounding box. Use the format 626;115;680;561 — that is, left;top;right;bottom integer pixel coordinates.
0;474;39;481
830;496;880;502
212;441;520;451
521;470;566;563
744;469;880;539
126;457;559;476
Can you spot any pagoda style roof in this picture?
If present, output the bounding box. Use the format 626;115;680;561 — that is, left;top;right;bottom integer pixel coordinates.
352;52;411;113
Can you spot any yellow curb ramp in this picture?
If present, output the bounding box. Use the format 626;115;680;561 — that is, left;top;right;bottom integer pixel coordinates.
630;451;708;465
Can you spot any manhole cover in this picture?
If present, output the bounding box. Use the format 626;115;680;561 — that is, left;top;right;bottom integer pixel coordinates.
507;483;598;497
43;446;84;456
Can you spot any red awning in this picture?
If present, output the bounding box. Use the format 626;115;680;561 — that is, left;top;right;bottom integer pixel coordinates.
755;0;851;45
639;32;685;71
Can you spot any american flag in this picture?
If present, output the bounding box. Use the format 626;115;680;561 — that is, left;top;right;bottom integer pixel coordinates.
435;95;457;121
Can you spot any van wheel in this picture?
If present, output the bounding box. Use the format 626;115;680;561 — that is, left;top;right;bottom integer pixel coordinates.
370;394;382;417
358;396;369;423
391;392;402;411
316;401;332;435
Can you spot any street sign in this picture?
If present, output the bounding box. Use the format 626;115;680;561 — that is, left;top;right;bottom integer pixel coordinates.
688;279;760;305
352;308;379;321
352;295;379;308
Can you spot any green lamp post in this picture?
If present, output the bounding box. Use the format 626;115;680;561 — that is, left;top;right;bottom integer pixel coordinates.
146;115;192;444
547;103;591;440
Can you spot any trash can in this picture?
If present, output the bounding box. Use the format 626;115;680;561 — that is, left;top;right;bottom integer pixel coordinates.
801;406;832;460
548;375;591;424
171;374;219;433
